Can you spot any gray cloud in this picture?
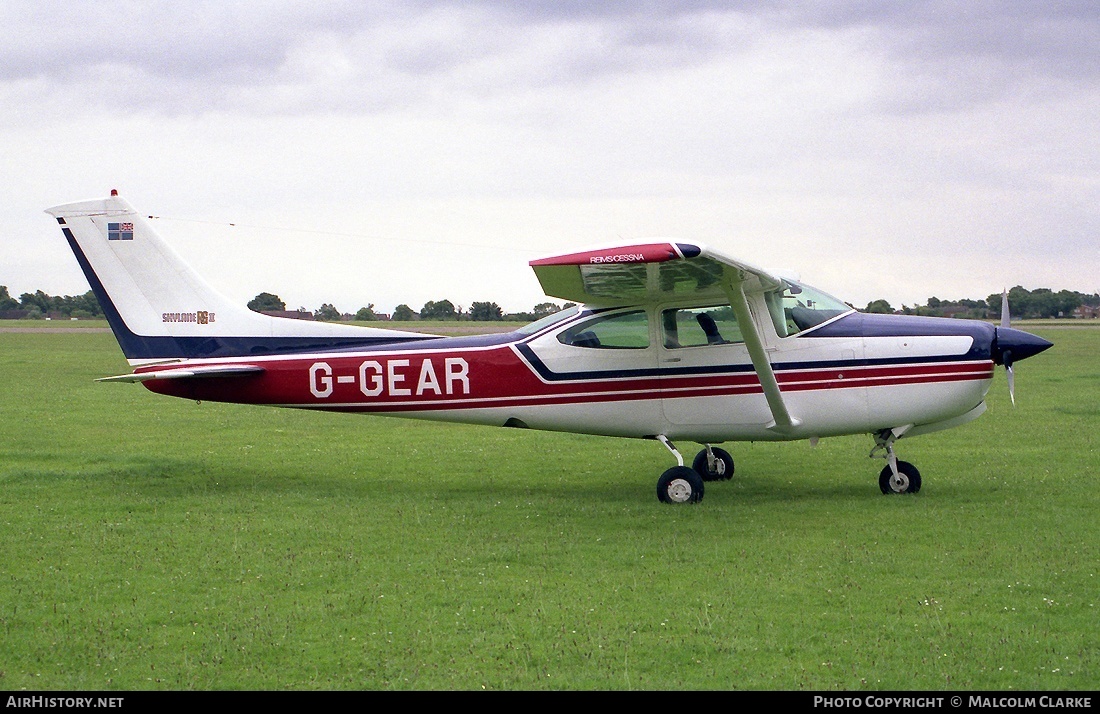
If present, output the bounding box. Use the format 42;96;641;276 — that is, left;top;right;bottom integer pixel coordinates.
4;1;1096;117
789;1;1100;99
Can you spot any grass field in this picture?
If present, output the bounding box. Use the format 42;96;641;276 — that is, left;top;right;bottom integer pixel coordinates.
0;325;1096;690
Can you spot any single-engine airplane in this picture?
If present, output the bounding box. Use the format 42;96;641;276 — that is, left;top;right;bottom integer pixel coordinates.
47;191;1053;503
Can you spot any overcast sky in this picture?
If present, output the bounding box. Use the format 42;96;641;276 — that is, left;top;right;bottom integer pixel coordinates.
2;1;1097;315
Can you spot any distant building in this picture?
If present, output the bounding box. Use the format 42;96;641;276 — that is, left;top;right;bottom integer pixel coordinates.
1073;305;1099;319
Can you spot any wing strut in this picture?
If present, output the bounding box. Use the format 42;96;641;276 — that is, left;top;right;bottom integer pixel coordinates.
723;272;801;432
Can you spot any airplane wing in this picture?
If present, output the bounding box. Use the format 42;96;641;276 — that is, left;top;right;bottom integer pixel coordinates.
529;241;784;307
97;364;265;383
530;241;799;431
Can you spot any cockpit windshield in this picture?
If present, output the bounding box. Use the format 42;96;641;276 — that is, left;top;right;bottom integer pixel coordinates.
765;280;853;337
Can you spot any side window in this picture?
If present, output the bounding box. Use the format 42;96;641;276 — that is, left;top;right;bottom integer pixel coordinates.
557;310;650;349
661;305;743;348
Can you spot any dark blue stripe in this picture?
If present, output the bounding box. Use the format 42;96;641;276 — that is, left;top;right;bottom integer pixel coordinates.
322;331;523;353
803;312;995;361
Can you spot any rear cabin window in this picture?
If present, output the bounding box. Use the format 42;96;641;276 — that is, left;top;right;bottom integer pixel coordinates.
557;310;650;349
661;305;743;348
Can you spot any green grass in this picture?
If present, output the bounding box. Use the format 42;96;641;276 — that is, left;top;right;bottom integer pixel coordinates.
0;328;1096;690
0;319;111;328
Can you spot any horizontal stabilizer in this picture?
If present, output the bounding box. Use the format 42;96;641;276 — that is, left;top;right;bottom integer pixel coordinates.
97;364;265;383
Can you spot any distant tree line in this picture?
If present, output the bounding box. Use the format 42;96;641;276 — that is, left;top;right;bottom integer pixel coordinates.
0;286;104;319
864;287;1099;320
241;292;575;323
7;282;1095;323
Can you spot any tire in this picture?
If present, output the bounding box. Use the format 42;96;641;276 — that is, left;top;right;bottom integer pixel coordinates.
692;447;735;482
879;460;921;494
657;466;705;504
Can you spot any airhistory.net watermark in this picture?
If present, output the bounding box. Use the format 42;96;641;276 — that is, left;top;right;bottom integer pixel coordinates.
5;697;123;709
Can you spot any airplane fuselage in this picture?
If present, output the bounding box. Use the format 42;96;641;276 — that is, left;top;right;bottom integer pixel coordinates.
140;307;997;444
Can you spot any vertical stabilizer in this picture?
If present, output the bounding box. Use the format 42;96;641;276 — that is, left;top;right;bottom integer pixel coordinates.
46;192;430;362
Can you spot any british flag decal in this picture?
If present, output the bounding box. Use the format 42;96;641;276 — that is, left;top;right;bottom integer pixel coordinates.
107;222;134;240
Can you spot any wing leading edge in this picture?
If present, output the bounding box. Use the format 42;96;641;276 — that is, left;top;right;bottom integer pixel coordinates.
529;241;800;431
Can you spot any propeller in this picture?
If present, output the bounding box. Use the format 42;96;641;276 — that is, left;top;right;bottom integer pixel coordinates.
993;289;1053;406
1001;290;1015;405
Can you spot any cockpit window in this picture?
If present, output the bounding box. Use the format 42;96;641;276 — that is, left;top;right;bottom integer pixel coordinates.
661;305;743;348
557;310;650;349
766;280;853;337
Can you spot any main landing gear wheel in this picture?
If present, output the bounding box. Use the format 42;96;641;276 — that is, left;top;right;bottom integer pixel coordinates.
879;460;921;494
692;447;734;482
657;466;705;504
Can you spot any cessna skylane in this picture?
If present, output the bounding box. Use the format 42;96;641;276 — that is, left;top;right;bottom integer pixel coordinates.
47;191;1053;503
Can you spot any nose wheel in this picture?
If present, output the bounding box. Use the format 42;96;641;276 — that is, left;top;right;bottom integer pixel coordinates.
878;460;921;494
871;428;921;494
